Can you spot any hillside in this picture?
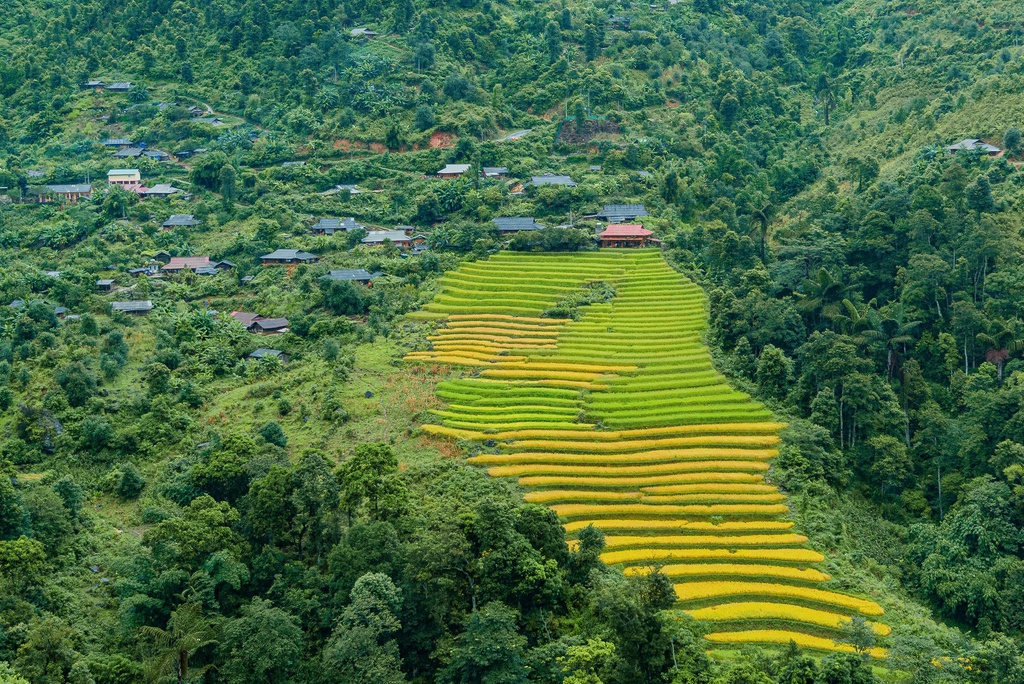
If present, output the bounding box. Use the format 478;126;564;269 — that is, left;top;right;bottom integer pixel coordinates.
2;0;1024;682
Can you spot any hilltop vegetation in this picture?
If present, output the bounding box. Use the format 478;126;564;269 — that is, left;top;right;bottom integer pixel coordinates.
2;0;1024;682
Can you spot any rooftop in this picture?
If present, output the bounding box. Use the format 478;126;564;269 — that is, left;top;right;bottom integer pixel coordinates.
111;300;153;312
493;217;544;232
438;164;472;175
362;230;413;243
262;249;317;261
162;214;200;227
320;269;383;282
598;224;653;238
249;348;286;359
531;173;577;187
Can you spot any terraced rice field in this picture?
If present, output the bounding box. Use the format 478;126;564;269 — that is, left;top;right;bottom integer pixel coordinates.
405;250;886;657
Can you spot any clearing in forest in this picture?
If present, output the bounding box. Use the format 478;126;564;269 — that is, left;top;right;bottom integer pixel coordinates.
405;250;887;656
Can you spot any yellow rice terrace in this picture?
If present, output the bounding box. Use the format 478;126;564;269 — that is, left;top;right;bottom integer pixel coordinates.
405;250;888;657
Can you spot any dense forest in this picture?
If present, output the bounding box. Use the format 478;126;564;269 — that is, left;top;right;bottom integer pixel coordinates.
3;0;1024;681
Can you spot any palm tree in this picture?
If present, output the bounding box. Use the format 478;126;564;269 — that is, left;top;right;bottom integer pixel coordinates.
831;298;877;336
976;319;1023;383
796;268;851;324
858;307;920;380
140;602;218;684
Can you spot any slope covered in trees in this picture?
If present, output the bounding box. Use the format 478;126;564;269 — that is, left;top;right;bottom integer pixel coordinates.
2;0;1024;681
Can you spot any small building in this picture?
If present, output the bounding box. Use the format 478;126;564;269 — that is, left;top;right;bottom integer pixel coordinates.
102;138;134;148
144;150;172;162
113;146;145;159
83;80;106;90
362;230;419;247
282;161;306;168
589;165;603;172
320;269;382;285
311;217;364;235
241;275;255;284
128;266;158;277
261;249;318;265
350;27;378;39
105;82;133;92
48;184;92;203
153;251;172;264
111;300;153;314
598;224;654;248
608;15;632;30
248;348;289;363
493;217;544;233
531;173;577;187
437;164;472;179
162;214;201;229
96;279;116;292
482;167;509;178
108;169;141;185
946;139;1002;156
141;184;180;198
162;256;212;273
597;204;650;223
193;117;224;126
213;260;234;270
230;312;263;327
188;106;205;117
250;318;290;334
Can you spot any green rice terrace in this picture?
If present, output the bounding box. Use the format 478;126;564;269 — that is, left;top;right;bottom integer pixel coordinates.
404;250;889;657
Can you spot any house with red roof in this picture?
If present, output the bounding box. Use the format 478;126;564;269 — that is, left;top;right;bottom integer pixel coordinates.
162;256;212;273
597;224;655;248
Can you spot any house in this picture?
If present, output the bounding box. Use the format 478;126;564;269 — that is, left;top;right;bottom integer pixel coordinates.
311;217;364;235
320;269;382;285
350;27;378;39
482;167;509;178
637;170;653;179
493;217;544;233
47;184;92;203
162;256;212;273
26;170;45;179
362;230;419;247
337;184;361;194
248;348;289;363
83;80;106;89
241;275;255;284
250;318;290;334
213;260;234;270
597;224;654;248
113;147;145;159
96;279;116;292
597;204;650;223
128;266;158;277
261;249;318;265
188;106;205;117
144;150;172;162
28;184;92;204
141;184;180;198
153;251;172;264
111;300;153;314
193;117;224;126
162;214;200;229
54;306;68;318
608;15;632;30
194;267;221;276
282;161;306;168
589;165;603;172
946;139;1002;156
230;312;263;327
108;169;141;185
531;173;577;187
102;138;134;148
105;82;133;92
437;164;472;179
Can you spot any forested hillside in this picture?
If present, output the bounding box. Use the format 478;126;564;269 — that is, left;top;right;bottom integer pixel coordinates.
2;0;1024;682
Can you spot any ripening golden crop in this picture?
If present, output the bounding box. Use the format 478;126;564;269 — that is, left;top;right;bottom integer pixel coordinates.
551;503;791;518
629;565;830;582
704;630;887;658
601;548;826;565
673;582;885;616
602;533;809;548
685;602;890;635
563;519;793;533
519;473;766;487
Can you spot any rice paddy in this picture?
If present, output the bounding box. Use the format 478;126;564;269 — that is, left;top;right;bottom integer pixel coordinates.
404;250;887;656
